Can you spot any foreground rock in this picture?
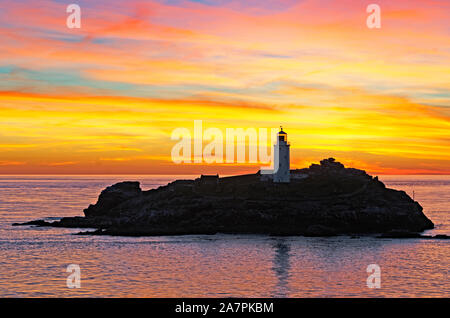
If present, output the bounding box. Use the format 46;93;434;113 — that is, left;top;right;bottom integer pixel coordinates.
377;230;449;239
14;158;436;237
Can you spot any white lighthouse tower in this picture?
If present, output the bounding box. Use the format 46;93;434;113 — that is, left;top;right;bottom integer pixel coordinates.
273;127;290;183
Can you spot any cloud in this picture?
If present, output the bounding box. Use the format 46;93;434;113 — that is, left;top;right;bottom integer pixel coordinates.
0;161;25;166
0;0;449;174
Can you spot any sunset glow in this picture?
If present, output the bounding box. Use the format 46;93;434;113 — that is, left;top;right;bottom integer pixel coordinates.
1;0;449;174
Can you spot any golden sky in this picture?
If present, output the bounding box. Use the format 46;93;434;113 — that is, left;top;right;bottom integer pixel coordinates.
0;0;449;174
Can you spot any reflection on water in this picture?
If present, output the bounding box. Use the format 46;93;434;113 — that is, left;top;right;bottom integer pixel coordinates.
271;239;291;297
0;175;448;297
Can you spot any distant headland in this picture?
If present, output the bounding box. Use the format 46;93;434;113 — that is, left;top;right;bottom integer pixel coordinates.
15;157;444;238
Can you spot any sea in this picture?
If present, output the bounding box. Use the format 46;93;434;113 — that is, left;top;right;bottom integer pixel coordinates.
0;175;448;297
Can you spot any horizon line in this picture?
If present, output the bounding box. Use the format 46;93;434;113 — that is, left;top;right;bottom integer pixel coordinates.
0;173;449;176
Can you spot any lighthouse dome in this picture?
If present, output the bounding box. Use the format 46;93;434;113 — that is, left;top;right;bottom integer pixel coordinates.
278;127;287;141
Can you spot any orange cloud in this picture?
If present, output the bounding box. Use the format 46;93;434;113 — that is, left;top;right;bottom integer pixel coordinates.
0;0;449;174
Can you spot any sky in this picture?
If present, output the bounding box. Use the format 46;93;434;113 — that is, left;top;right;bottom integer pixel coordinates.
0;0;449;175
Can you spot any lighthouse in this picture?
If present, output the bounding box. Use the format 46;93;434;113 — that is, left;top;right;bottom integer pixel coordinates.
273;127;290;183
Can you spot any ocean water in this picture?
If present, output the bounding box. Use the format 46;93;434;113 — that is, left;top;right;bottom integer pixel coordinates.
0;175;448;297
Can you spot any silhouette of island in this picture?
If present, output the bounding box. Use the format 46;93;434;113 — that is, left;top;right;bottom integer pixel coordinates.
15;158;446;238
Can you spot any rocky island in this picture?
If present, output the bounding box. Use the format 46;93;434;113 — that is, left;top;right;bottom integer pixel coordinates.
14;158;441;238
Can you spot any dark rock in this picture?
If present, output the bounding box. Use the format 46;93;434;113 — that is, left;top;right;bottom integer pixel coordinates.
377;232;450;240
378;230;423;238
83;181;141;217
12;219;52;227
74;229;106;235
304;225;337;237
319;157;344;170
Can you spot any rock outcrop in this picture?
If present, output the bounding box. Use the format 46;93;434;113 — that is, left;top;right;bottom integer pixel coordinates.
84;181;141;217
14;159;435;237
